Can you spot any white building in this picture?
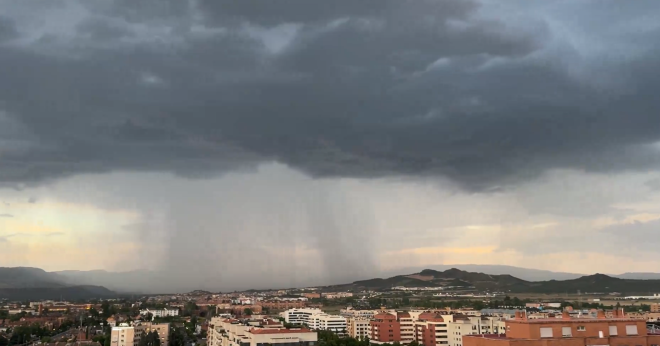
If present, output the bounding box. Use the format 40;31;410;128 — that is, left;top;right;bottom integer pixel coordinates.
208;317;318;346
139;308;179;318
340;308;378;319
280;308;347;333
448;316;506;346
310;314;347;333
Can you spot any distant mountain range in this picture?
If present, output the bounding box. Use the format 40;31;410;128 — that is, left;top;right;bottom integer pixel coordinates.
0;267;117;300
327;268;660;294
3;265;660;297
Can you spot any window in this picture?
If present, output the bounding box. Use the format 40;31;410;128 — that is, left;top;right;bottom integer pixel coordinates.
562;327;572;337
610;326;618;336
540;327;553;338
626;325;638;335
577;326;586;332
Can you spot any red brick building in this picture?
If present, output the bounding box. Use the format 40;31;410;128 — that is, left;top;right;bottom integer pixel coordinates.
259;301;307;310
370;313;402;344
415;312;448;346
464;310;659;346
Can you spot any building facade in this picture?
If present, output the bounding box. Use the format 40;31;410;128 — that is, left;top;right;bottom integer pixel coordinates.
464;310;658;346
370;313;401;344
208;317;318;346
280;308;346;332
139;309;179;318
347;318;371;340
111;326;138;346
136;322;170;346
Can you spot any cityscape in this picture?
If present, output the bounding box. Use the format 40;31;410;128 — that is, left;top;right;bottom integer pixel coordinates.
2;2;660;346
5;267;660;346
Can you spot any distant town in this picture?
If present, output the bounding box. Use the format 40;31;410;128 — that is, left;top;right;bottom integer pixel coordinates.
5;273;660;346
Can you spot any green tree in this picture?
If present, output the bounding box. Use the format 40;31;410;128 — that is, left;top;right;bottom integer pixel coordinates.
138;331;161;346
0;336;8;346
243;308;253;316
101;301;111;318
169;328;186;346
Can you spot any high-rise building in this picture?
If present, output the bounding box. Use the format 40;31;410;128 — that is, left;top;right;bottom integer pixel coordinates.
347;317;371;340
111;326;138;346
137;322;170;346
370;312;401;344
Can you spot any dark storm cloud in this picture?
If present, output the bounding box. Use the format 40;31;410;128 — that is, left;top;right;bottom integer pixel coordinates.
1;0;660;191
198;0;476;26
0;16;17;42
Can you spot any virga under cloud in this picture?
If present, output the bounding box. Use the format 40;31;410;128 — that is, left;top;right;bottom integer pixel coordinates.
1;0;660;291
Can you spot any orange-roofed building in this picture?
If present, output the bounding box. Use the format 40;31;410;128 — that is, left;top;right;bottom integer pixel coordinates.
464;310;657;346
370;313;401;344
415;313;448;346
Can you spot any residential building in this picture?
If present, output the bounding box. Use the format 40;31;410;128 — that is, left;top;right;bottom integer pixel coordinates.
398;312;415;344
341;308;378;319
347;317;371;340
111;325;139;346
231;305;263;315
323;293;354;299
139;309;179;318
282;308;322;324
449;317;484;346
652;304;660;313
310;314;347;333
107;317;117;328
208;317;318;346
463;310;658;346
136;322;170;346
414;312;451;346
370;312;401;344
259;301;307;310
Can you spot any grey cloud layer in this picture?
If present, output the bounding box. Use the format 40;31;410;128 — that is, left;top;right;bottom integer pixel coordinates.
1;0;660;190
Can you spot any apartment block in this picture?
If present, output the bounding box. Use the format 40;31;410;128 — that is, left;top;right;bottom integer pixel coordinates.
208;317;318;346
136;322;170;346
139;309;179;318
111;326;138;346
310;314;347;333
414;312;451;346
398;312;415;344
652;304;660;313
370;312;401;344
341;308;379;319
347;317;371;340
464;310;658;346
280;308;347;333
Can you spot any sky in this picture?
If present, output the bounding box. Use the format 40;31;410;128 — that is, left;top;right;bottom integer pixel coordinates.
2;0;660;291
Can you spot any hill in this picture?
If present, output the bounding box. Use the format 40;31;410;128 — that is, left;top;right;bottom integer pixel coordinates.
336;268;660;294
0;285;116;301
0;267;67;288
379;264;585;281
0;267;117;300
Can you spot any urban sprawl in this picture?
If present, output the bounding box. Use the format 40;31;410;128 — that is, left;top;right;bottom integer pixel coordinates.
4;288;660;346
